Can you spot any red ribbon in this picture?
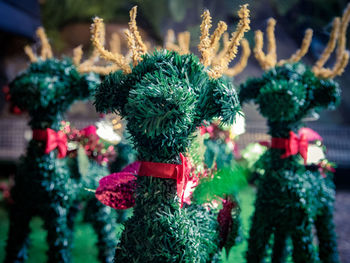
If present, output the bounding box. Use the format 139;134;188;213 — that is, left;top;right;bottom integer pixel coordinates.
271;131;308;164
32;128;68;158
138;153;190;208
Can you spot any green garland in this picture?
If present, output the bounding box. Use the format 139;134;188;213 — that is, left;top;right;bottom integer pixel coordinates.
239;62;340;263
5;58;99;263
95;50;241;262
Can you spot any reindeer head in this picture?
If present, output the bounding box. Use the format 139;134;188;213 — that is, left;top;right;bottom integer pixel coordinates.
9;28;100;129
93;6;250;161
240;5;349;132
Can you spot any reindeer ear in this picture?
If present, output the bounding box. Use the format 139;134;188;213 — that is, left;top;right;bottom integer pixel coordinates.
311;78;341;110
238;77;263;105
94;70;130;115
199;77;241;125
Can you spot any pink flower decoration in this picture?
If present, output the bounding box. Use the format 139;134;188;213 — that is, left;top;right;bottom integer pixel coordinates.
298;127;323;142
81;125;97;136
95;162;141;209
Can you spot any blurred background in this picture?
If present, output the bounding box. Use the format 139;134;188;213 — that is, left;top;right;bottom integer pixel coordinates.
0;0;349;262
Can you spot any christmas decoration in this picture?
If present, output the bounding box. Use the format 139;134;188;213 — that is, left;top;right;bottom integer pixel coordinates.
5;28;99;263
92;5;250;262
239;5;349;262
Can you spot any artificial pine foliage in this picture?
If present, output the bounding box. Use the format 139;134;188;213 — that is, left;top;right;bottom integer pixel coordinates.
92;5;250;262
239;8;350;261
5;28;100;263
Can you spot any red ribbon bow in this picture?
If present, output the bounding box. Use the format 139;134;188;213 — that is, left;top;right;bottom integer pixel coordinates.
271;131;308;164
33;128;68;158
139;153;190;207
95;154;197;209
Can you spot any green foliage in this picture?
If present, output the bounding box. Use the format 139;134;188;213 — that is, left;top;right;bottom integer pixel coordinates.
193;164;248;205
6;140;78;262
95;50;241;262
116;176;219;263
6;57;102;262
9;58;99;129
110;141;137;173
239;62;340;262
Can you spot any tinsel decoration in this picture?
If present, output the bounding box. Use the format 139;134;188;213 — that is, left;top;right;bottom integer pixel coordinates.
5;28;100;263
240;5;349;262
91;5;250;262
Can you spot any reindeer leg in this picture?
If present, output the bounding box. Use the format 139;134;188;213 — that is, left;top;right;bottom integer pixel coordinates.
67;202;80;250
246;205;273;263
5;204;32;263
271;230;288;263
44;204;71;263
315;205;339;263
87;198;117;263
291;218;319;263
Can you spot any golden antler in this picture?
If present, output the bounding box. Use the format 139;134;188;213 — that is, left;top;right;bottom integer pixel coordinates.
74;20;122;75
24;27;53;62
254;18;313;70
110;33;121;54
36;27;53;60
89;6;148;74
24;46;37;63
278;29;313;65
253;18;276;70
224;38;251;77
313;3;350;78
165;29;191;55
198;4;250;78
91;17;131;74
126;6;148;66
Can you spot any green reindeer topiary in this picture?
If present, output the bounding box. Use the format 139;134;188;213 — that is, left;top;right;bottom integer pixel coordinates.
4;27;116;263
92;5;250;262
240;6;349;262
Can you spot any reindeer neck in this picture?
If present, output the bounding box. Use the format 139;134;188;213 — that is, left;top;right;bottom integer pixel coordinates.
267;120;303;138
137;147;183;164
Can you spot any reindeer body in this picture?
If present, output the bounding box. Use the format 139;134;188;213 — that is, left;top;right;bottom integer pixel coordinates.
90;5;250;261
240;7;350;259
5;54;117;263
95;50;235;263
240;62;341;263
248;130;337;262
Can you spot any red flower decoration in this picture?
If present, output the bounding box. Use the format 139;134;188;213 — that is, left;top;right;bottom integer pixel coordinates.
217;196;237;248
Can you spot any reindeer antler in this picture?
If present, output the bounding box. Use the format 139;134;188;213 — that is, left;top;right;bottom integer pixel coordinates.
254;18;313;70
110;33;121;54
88;6;148;74
24;27;53;62
165;29;191;55
312;3;350;78
224;38;251;77
72;20;122;75
198;4;250;79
